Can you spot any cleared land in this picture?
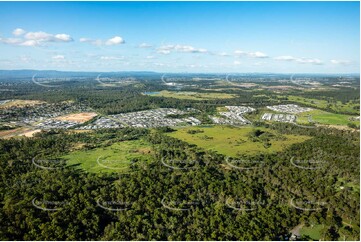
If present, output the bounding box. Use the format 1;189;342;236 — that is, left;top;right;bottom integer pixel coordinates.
21;129;42;137
285;95;359;115
54;112;98;123
300;224;323;240
0;99;45;109
243;107;359;128
0;127;41;139
145;90;236;100
167;125;311;157
296;109;359;126
63;139;153;173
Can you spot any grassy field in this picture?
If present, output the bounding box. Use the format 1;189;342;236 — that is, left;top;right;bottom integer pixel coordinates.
285;95;359;115
296;109;359;126
300;224;323;240
242;106;359;128
145;90;236;100
63;139;153;173
167;125;311;157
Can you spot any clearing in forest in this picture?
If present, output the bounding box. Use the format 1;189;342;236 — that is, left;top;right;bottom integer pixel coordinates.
63;139;153;173
167;125;311;157
0;99;45;109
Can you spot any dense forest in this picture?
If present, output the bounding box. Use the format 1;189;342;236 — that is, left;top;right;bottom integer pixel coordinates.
0;123;359;240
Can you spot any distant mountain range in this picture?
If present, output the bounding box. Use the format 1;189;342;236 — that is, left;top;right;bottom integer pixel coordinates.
0;69;358;79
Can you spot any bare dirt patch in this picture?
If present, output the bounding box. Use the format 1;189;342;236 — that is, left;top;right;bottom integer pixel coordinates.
21;129;42;137
0;100;45;109
54;112;98;123
0;128;21;138
0;127;41;139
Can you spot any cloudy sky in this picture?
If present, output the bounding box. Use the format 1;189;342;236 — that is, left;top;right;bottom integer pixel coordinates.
0;1;359;73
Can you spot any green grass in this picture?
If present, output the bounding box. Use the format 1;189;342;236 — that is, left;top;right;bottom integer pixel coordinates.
167;125;311;157
63;139;153;173
285;95;359;115
145;90;236;100
300;224;324;240
297;109;359;126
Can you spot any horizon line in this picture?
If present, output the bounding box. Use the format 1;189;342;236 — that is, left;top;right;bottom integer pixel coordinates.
0;69;360;76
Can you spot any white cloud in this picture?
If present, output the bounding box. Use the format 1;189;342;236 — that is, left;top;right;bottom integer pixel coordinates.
235;50;268;58
274;55;296;61
234;50;247;56
157;44;207;54
54;34;72;42
146;56;155;59
233;60;241;65
0;37;22;45
12;28;26;36
80;36;125;46
274;55;323;65
52;55;65;60
219;52;230;57
105;36;125;45
248;51;268;58
296;58;323;65
0;30;73;47
157;49;171;55
20;40;39;47
330;59;351;65
139;43;152;48
100;56;124;60
25;31;73;43
79;38;90;43
79;38;103;46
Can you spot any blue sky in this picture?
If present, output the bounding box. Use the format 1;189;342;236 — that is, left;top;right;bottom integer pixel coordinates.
0;1;359;73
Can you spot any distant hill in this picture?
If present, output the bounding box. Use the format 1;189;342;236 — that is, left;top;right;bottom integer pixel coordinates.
0;70;159;79
0;70;358;79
